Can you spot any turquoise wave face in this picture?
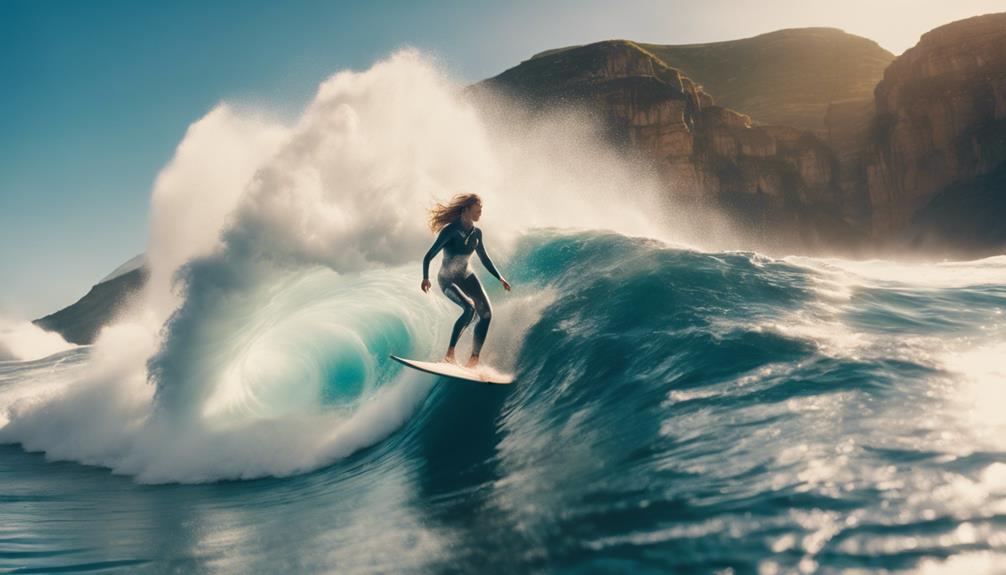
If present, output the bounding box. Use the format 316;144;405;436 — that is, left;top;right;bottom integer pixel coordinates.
193;270;423;417
146;266;424;420
2;230;1006;573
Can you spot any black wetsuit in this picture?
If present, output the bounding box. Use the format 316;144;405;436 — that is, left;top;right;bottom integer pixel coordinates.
423;220;503;356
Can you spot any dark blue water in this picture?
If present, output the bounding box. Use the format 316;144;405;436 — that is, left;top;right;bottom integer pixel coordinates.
2;231;1005;573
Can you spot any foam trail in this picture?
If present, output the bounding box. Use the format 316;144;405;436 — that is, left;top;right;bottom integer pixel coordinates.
787;254;1006;288
1;49;674;483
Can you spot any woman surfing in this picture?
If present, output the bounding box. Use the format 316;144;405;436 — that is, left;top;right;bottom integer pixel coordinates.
421;193;511;368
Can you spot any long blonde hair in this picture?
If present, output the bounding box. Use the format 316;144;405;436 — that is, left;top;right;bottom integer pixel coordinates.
428;193;481;233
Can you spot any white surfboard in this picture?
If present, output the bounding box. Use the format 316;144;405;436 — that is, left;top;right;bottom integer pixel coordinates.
390;355;513;385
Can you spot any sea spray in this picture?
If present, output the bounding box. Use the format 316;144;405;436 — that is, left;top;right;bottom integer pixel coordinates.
0;317;75;362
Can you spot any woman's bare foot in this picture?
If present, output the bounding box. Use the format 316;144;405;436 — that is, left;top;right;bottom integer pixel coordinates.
443;348;456;364
465;355;480;368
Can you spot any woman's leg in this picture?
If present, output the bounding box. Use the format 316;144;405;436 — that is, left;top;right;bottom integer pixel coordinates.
441;280;476;362
458;274;492;365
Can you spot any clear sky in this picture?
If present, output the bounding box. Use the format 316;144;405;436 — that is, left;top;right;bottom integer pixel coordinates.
2;0;1002;317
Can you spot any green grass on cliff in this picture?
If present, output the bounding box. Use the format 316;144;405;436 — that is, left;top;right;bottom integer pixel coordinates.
634;28;893;131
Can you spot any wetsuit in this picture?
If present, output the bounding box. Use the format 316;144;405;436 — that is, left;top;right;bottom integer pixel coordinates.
423;220;502;357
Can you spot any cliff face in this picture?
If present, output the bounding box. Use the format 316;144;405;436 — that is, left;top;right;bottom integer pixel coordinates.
531;29;894;132
823;98;875;226
489;41;710;147
483;17;1006;255
865;13;1006;250
484;40;858;249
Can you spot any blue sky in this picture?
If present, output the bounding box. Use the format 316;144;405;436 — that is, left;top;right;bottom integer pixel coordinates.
1;0;1000;317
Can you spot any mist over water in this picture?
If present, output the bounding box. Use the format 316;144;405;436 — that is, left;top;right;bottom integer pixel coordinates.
1;51;1005;573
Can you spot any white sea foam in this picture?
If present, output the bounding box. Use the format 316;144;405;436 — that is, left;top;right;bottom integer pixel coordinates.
787;254;1006;289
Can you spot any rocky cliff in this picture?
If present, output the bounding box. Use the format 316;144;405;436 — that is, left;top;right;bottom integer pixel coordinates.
864;13;1006;253
483;16;1006;255
639;28;894;132
483;40;861;250
33;266;147;345
529;29;894;132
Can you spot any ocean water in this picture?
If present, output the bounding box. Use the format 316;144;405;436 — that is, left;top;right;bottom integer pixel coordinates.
2;230;1005;573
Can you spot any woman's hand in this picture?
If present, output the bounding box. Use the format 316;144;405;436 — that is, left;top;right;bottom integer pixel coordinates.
501;278;511;292
421;278;431;293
